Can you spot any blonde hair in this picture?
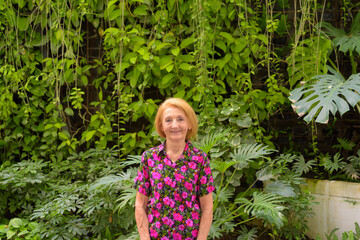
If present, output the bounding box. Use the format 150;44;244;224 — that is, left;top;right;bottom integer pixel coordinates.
154;98;198;140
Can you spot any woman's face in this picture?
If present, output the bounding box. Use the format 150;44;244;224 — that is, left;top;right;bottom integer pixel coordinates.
161;106;191;143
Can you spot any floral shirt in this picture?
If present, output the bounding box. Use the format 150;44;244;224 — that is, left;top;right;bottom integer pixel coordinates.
133;141;215;240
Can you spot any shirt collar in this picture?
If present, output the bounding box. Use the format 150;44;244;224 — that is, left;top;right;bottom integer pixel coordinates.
158;140;192;155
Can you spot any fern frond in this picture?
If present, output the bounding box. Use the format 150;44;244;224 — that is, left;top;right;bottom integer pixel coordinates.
344;163;360;180
237;226;258;240
115;188;137;212
324;153;346;174
122;155;142;167
333;138;355;151
195;130;229;154
293;155;316;175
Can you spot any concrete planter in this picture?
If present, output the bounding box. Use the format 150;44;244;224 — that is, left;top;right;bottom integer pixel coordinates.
304;179;360;239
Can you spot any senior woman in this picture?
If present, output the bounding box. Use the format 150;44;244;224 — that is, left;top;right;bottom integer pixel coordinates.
133;98;215;240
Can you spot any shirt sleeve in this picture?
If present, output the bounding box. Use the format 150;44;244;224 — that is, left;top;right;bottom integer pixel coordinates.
132;151;152;196
197;152;215;197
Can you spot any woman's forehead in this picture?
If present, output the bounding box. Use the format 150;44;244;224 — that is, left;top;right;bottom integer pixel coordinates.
162;106;186;117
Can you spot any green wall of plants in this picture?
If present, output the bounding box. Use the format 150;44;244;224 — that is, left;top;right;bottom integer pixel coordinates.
1;0;360;239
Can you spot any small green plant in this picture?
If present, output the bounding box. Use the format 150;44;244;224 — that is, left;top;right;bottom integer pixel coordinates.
0;218;40;240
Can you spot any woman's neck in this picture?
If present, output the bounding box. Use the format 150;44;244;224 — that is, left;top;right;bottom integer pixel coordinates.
165;140;186;162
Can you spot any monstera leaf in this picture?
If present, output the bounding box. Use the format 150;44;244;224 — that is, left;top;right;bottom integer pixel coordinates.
289;66;360;124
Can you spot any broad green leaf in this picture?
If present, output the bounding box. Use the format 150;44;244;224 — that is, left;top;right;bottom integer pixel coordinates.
210;160;237;173
160;55;173;70
85;130;97;141
264;181;296;197
289;66;360;123
180;37;194;49
134;4;148;16
162;73;174;85
180;76;191;87
219;32;235;44
171;47;180;56
9;218;22;228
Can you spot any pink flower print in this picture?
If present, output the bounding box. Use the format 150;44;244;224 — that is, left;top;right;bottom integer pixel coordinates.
153;210;160;218
174;193;182;201
179;205;185;211
186;201;192;208
182;191;188;199
150;179;155;186
157;182;163;190
186;219;194;227
158;164;163;170
164;177;172;186
148;159;155;167
173;212;183;221
156;203;162;210
207;185;215;192
162;216;170;225
137;172;143;181
148;214;153;223
185;238;192;240
143;170;149;179
194;203;200;210
191;212;199;220
192;229;199;238
145;182;150;189
163;196;171;205
154;191;160;200
200;176;207;184
139;187;147;195
180;166;187;172
171;181;176;188
153;153;161;161
169;219;174;227
192;156;199;161
184;182;193;191
152;171;161;180
164;158;172;166
170;199;176;208
161;237;169;240
149;198;155;205
175;173;184;181
191;195;196;201
155;221;161;229
173;232;182;240
179;224;185;231
150;228;158;238
189;162;197;169
205;166;211;175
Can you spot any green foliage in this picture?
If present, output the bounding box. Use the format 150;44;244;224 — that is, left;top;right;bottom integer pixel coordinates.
324;222;360;240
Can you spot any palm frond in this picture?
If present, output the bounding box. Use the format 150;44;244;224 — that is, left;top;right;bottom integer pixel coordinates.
230;144;275;170
236;192;285;224
88;173;129;192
